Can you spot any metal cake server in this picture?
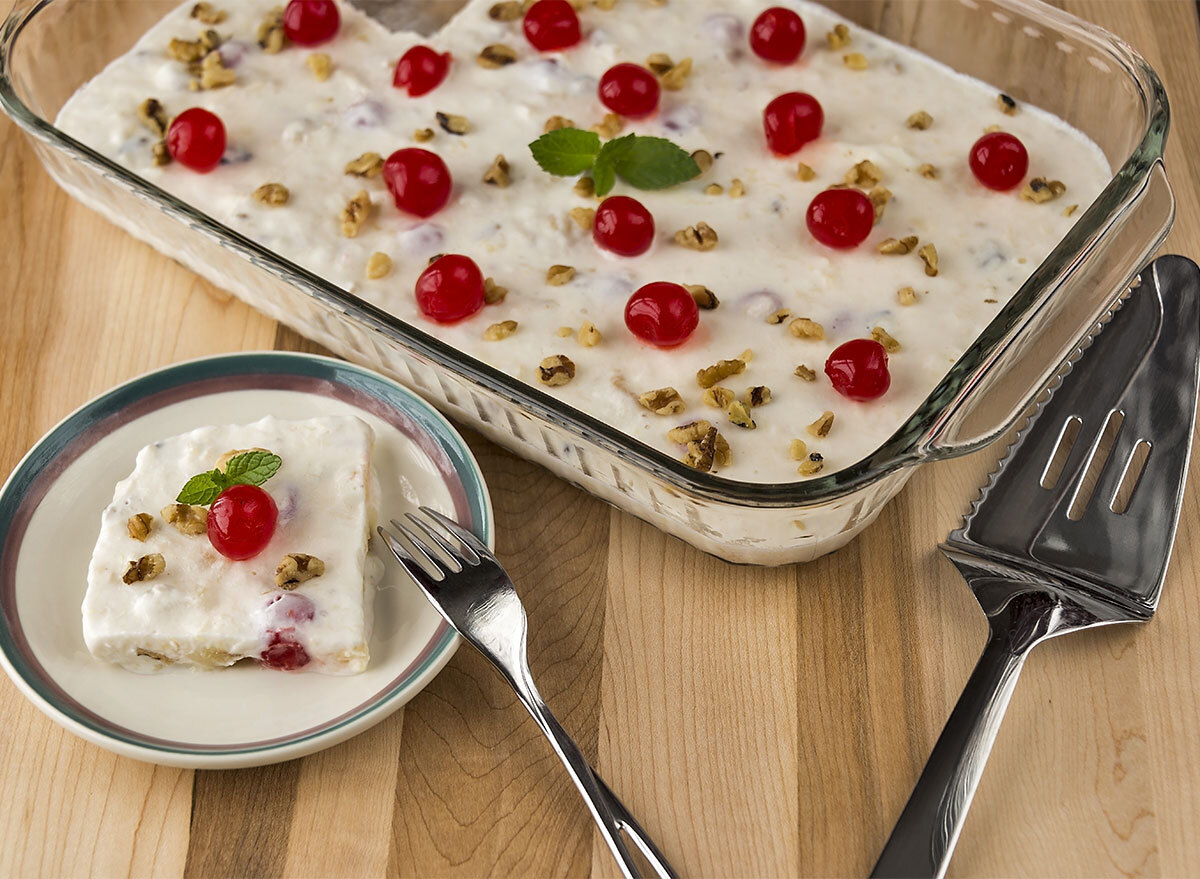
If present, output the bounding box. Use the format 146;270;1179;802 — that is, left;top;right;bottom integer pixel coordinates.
379;508;677;879
872;255;1200;879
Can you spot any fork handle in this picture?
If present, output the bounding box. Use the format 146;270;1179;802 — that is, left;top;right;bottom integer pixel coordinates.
516;689;674;879
870;629;1031;879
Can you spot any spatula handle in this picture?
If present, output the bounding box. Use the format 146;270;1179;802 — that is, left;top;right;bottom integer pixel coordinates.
870;628;1030;879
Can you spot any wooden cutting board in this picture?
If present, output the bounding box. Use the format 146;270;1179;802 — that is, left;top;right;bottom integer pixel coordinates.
2;1;1199;876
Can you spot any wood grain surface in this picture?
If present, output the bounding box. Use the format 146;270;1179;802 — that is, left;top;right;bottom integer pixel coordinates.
2;2;1200;876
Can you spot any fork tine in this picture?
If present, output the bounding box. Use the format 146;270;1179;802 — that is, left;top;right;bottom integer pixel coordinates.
420;506;489;559
388;519;452;577
377;525;445;594
404;511;473;568
416;507;483;565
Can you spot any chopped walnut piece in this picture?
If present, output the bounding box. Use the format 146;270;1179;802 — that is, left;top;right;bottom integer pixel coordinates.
137;98;169;137
253;183;289;206
845;159;882;188
546;264;576;286
798;452;825;476
482;154;511;187
578;321;602;347
127;513;153;542
807;410;835;437
413;127;435;142
366;252;392;279
590;113;623;139
897;286;918;306
788;317;825;340
686;285;719;310
639;387;687;415
767;309;791;325
878;235;918;255
594;0;618;9
659;57;692;90
674;222;718;251
691;149;714;173
427;253;446;265
275;553;325;588
869;186;891;224
744;386;771;407
729;178;745;198
1020;177;1067;204
918;243;939;277
545;115;576;133
1063;203;1079;217
483;277;508;304
340;190;372;238
906;110;933;130
538;354;576;386
645;52;674;75
696;358;745;388
871;326;901;352
727;400;756;429
344;152;384;178
843;52;868;71
478;43;518;68
257;6;286;53
573;176;595;197
152;140;171;165
167;36;205;63
556;326;573;337
569;207;596;230
702;387;735;408
436;112;470;135
488;0;523;20
826;23;851;49
796;162;816;181
123;553;166;584
998;92;1018;115
983;123;1002;134
788;438;808;460
704;183;724;196
918;163;939;179
199;50;236;89
161;503;208;536
739;348;754;363
668;419;711;443
794;364;817;382
682;426;719;472
191;2;227;24
307;52;332;81
484;320;518;341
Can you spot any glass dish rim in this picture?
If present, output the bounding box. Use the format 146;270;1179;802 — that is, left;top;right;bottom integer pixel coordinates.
0;0;1171;508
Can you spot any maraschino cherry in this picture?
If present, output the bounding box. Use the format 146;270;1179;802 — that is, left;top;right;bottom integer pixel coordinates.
207;484;278;560
598;63;660;118
282;0;340;46
383;148;452;217
166;108;226;173
806;188;874;249
593;196;655;256
763;92;823;155
969;131;1029;191
624;282;699;347
825;339;891;400
394;45;451;96
750;7;806;63
523;0;582;51
415;254;485;323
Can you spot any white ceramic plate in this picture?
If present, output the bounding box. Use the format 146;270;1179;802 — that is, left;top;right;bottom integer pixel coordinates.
0;352;492;768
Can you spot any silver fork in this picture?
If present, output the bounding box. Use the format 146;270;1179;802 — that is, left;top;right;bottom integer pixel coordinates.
378;508;678;879
872;255;1200;878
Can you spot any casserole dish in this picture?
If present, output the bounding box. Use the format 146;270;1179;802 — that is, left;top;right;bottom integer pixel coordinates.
0;0;1173;564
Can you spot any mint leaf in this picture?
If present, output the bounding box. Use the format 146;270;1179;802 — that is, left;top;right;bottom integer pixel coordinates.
611;136;700;190
177;470;227;505
223;450;282;487
591;134;636;196
591;157;616;197
528;128;601;176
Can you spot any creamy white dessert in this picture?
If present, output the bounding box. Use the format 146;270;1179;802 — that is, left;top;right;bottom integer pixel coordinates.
83;415;378;674
57;0;1112;483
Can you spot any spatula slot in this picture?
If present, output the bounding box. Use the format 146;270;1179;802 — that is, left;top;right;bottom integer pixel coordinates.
1067;409;1124;521
1041;416;1082;490
1110;439;1152;514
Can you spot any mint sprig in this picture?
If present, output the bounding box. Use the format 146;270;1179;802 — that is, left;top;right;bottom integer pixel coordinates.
176;450;282;505
528;128;701;196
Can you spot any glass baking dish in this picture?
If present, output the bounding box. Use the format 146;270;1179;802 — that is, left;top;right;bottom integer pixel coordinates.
0;0;1173;565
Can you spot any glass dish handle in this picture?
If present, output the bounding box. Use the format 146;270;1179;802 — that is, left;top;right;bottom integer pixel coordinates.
921;159;1174;460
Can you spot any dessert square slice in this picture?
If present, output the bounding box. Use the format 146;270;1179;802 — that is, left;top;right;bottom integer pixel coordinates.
83;415;378;674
